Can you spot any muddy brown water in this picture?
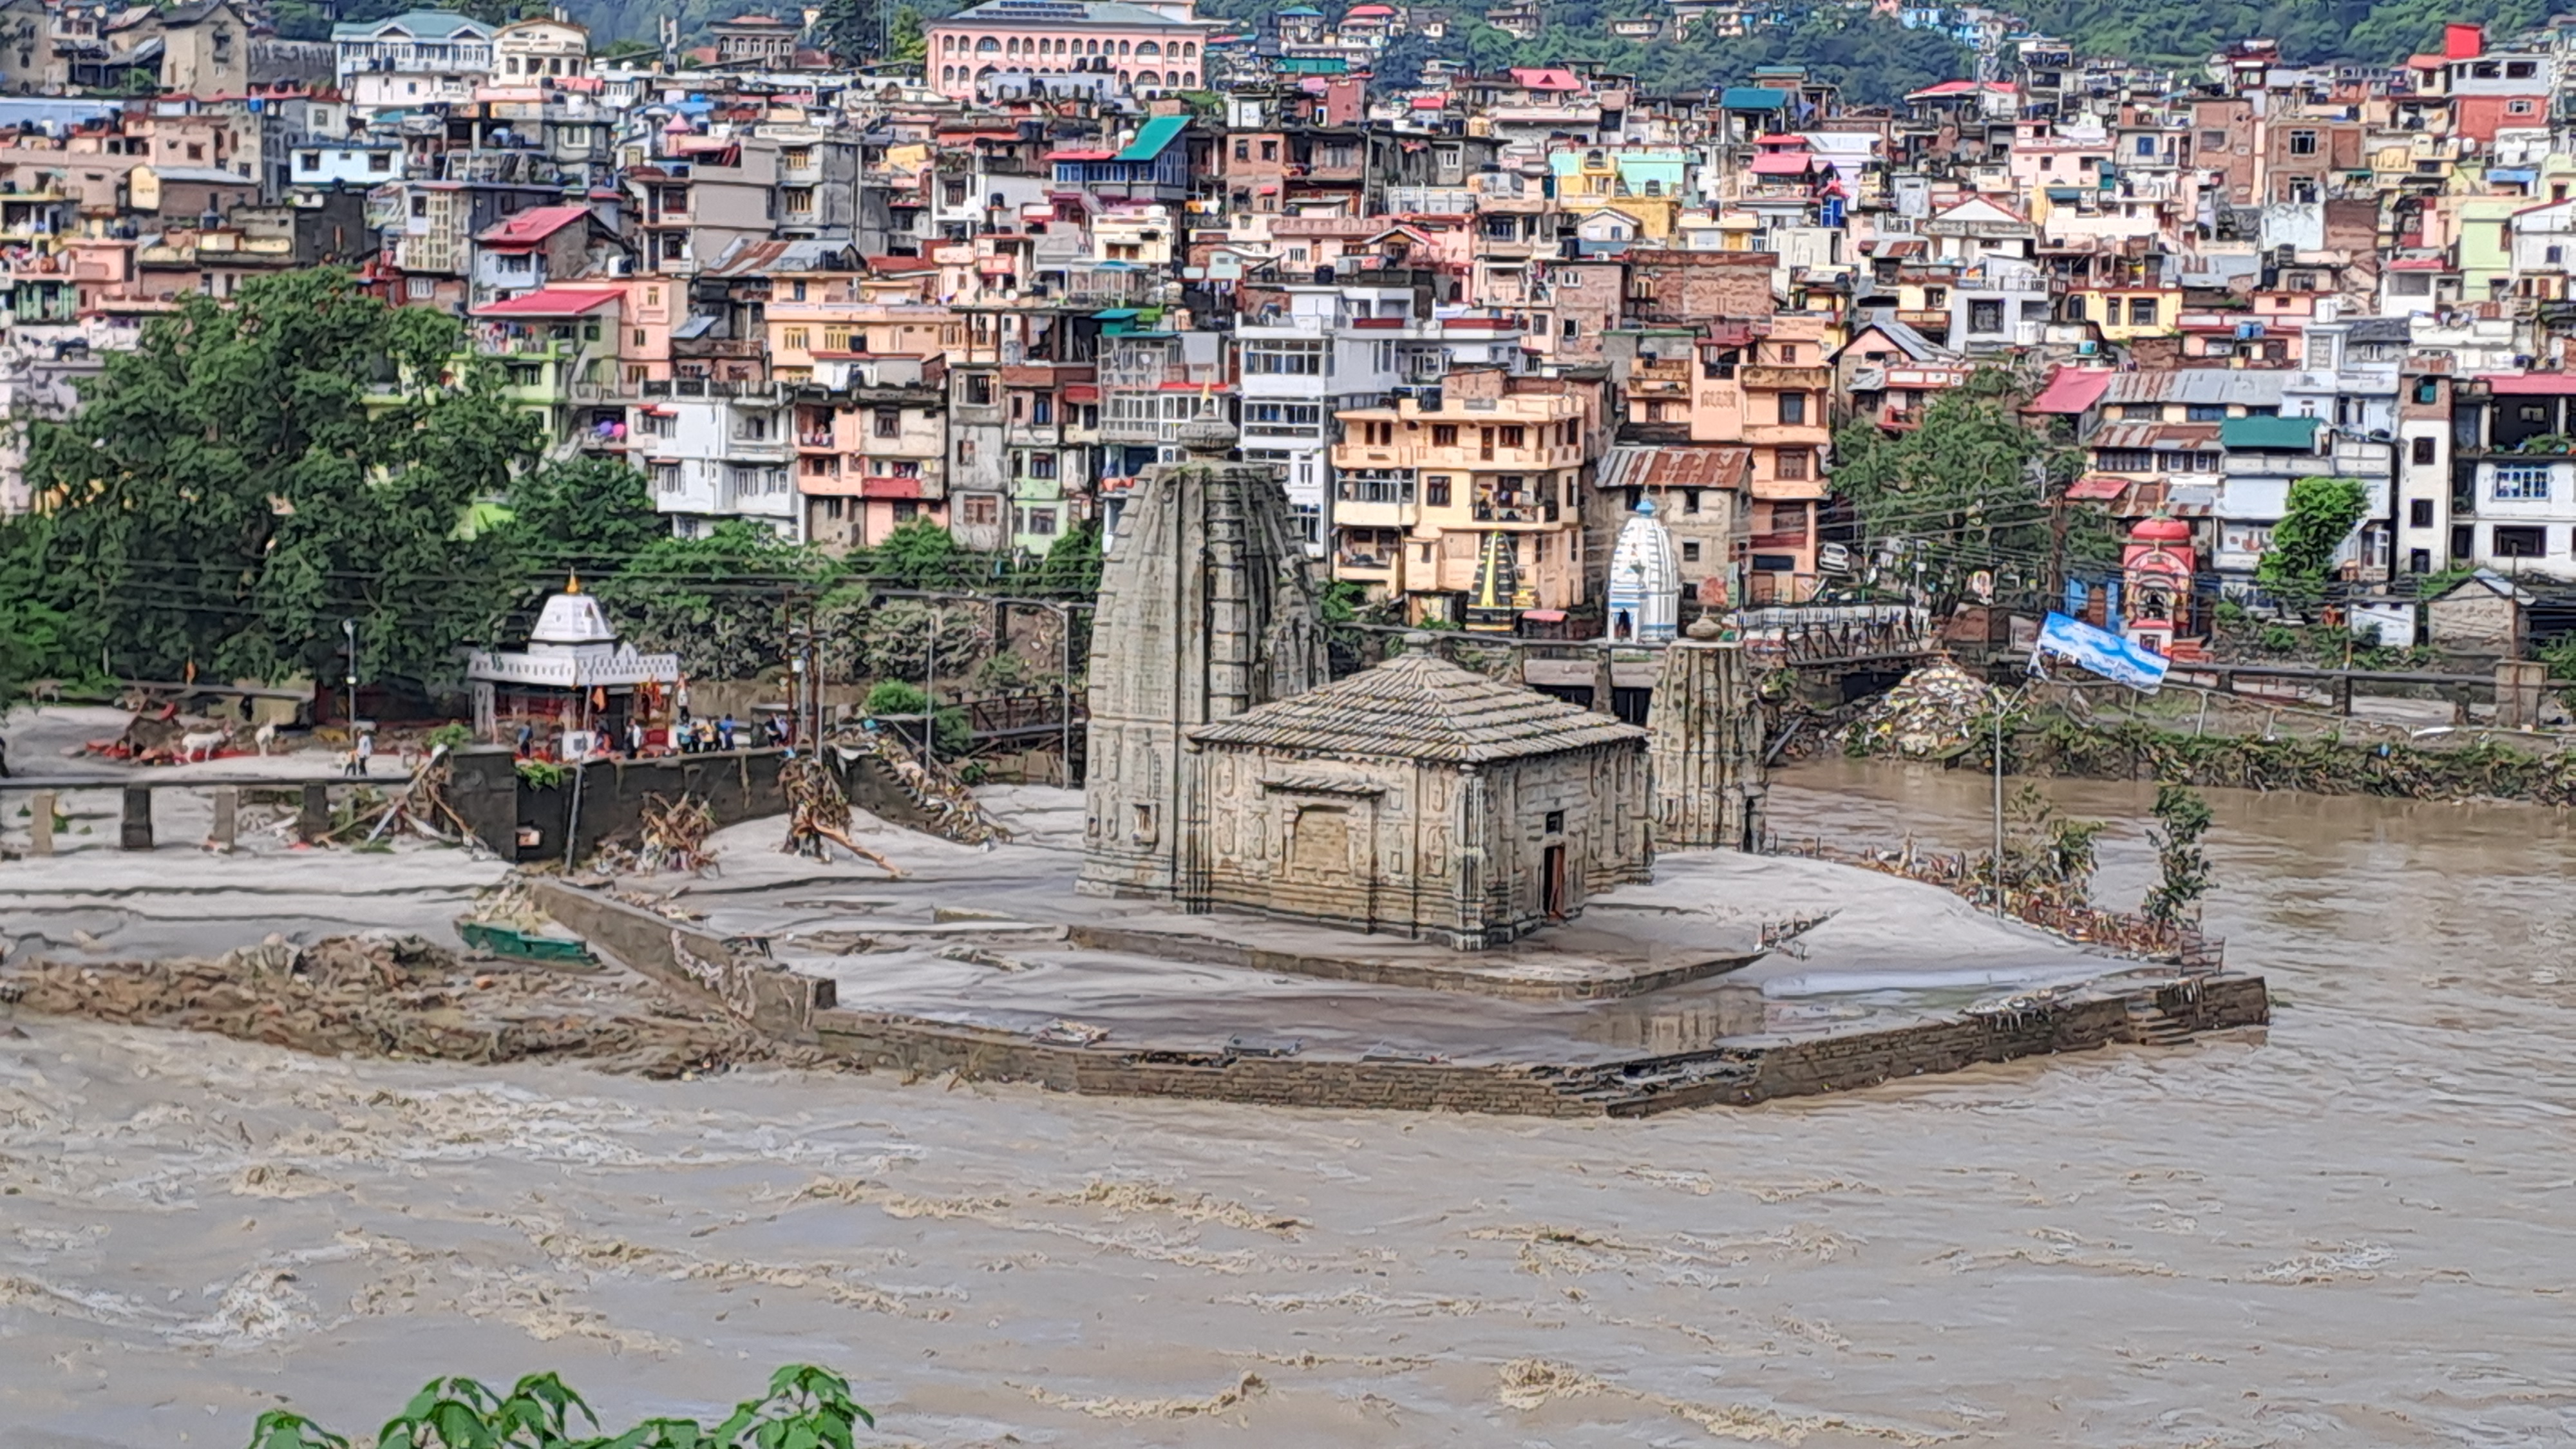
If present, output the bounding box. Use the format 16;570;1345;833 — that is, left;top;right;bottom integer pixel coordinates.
5;761;2575;1447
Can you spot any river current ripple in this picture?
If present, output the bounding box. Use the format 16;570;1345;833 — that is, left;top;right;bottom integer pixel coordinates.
3;761;2572;1446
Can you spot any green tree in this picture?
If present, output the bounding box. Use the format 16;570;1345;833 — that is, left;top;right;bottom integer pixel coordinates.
888;4;929;63
21;268;540;694
498;456;672;582
248;1363;872;1449
2254;474;2368;618
857;515;976;589
590;522;842;680
1022;519;1103;598
2143;782;2215;925
1830;371;2102;614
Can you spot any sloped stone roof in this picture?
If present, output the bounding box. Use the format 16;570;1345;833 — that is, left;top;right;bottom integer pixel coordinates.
1189;652;1645;764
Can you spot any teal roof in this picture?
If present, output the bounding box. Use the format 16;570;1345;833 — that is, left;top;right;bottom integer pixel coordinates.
2220;415;2321;450
1720;87;1788;108
1278;4;1323;12
329;8;486;40
1115;114;1188;162
1276;54;1348;72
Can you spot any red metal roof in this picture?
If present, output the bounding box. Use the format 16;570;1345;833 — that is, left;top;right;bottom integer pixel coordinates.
2027;365;2113;415
472;286;622;316
2067;473;2134;500
2480;372;2576;394
474;204;591;248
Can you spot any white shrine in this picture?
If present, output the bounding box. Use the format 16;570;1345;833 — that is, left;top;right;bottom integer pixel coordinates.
465;580;681;754
1604;500;1681;642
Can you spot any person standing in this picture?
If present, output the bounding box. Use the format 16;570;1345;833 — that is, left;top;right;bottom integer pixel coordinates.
348;728;374;779
718;714;736;752
625;719;644;759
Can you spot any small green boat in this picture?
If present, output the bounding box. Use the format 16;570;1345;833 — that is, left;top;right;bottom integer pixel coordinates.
459;920;598;966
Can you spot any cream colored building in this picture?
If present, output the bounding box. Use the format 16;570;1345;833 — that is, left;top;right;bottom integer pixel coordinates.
1330;368;1598;629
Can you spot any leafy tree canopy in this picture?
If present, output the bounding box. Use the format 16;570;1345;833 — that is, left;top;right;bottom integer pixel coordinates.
1830;370;2108;612
19;267;539;693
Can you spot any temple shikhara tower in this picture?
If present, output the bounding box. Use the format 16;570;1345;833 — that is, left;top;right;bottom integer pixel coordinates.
1078;418;1329;898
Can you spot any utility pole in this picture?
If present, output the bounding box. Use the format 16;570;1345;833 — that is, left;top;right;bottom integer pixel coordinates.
1057;601;1074;790
340;618;358;731
923;602;939;766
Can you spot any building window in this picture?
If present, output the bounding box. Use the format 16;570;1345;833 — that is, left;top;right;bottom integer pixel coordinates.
1777;392;1806;425
1681;540;1701;562
2494;465;2552;502
1969;299;2003;332
781;327;809;349
1026;450;1057;479
2410;498;2436;528
874;408;901;439
964;374;992;404
2493;524;2547;557
2186;404;2226;421
1775;449;1810;481
1430;424;1459;447
2288;130;2318;156
2411;436;2437;465
2127;298;2157;327
1425;474;1452;506
1499;425;1527;449
962;496;999;526
1244;339;1325;375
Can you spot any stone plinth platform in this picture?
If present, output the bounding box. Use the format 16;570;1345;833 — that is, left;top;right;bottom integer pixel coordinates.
516;792;2272;1117
1060;914;1768;1001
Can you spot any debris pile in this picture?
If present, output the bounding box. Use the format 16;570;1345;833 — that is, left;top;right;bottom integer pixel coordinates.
323;745;481;848
1837;659;2003;759
0;933;828;1079
780;755;904;876
837;728;1009;846
592;793;721;876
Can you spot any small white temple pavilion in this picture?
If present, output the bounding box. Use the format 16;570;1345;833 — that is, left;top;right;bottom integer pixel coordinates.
465;580;681;757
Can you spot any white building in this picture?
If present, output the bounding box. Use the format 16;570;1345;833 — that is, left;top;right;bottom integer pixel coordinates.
493;15;587;82
1234;279;1435;554
331;10;495;112
289;141;404;188
636;383;798;539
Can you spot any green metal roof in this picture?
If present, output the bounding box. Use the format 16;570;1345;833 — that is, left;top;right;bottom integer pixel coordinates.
2219;415;2321;450
1115;115;1188;162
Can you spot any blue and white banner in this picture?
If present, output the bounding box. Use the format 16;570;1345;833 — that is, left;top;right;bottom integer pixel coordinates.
2035;611;2170;694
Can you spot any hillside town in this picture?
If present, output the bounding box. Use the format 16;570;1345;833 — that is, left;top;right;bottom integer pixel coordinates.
3;3;2576;655
10;6;2576;1444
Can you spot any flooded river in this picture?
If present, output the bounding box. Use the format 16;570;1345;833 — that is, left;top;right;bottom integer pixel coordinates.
6;761;2575;1447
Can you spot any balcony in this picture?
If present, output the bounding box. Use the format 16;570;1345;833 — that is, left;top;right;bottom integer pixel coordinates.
797;430;838;450
1895;308;1950;330
1738;365;1832;390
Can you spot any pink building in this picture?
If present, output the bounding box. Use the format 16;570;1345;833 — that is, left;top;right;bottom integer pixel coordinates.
927;0;1215;100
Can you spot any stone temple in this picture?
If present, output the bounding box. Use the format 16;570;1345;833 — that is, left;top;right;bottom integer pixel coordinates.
1185;648;1653;948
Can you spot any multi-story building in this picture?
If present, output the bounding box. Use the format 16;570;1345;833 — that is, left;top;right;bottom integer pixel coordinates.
1328;366;1601;628
927;0;1216;102
1235;277;1434;553
332;11;494;112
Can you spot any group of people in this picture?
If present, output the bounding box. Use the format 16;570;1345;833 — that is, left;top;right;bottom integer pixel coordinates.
509;711;800;762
